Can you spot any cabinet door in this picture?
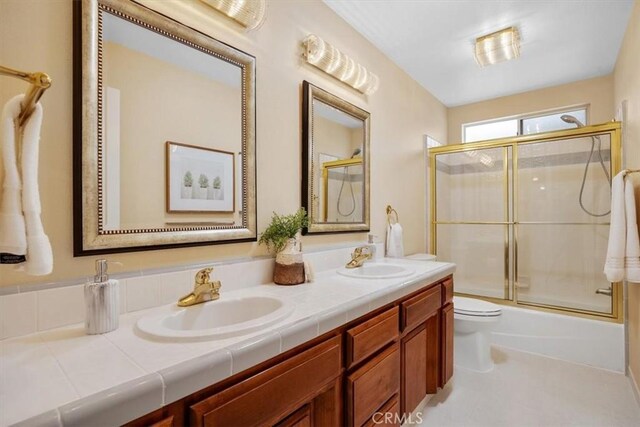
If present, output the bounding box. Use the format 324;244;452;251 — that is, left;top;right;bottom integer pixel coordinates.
275;405;311;427
346;344;400;427
190;336;342;427
440;303;454;387
362;395;400;427
425;311;440;394
401;324;426;415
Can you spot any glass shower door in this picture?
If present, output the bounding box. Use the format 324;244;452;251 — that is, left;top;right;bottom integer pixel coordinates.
434;146;512;300
516;134;613;315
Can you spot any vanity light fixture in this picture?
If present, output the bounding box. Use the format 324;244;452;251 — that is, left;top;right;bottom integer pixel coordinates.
199;0;266;30
303;34;379;95
474;26;520;67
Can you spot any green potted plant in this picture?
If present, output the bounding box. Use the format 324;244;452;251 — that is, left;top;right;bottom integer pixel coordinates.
197;173;209;199
212;175;222;200
259;208;309;285
182;171;194;199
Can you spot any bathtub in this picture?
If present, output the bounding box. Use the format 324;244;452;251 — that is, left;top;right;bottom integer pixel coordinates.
490;305;625;372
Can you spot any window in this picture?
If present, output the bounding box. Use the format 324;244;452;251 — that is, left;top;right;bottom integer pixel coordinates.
462;107;588;143
464;119;518;143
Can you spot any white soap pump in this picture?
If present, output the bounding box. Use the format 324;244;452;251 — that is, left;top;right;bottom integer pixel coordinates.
84;259;119;334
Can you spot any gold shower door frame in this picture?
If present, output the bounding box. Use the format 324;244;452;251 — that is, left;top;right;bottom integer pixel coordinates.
429;122;623;323
321;158;363;222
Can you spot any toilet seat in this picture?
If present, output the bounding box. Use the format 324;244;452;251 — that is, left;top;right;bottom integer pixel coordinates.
454;296;501;317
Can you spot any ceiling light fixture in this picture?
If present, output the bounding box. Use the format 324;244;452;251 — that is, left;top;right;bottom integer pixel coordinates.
199;0;266;30
474;26;520;67
303;34;379;95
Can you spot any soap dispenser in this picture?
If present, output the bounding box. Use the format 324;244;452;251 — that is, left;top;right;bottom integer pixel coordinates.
84;259;119;334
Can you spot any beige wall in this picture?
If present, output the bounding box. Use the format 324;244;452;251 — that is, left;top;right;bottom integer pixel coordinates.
613;0;640;392
447;75;614;144
104;42;240;228
0;0;446;287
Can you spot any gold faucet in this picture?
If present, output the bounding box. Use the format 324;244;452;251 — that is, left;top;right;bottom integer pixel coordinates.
177;268;221;307
345;246;373;269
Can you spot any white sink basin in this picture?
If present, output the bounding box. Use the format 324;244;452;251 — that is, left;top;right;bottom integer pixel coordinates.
136;296;293;341
337;263;415;280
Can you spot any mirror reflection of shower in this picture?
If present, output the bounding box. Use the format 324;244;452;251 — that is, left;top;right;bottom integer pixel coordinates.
337;148;361;219
560;114;612;217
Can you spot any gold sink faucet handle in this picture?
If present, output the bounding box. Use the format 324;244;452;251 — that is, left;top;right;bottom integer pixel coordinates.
345;246;373;269
177;267;222;307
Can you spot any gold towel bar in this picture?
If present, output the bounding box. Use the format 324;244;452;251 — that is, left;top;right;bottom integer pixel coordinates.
0;64;51;127
623;169;640;176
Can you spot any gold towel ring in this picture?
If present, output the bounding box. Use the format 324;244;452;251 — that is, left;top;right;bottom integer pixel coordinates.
386;205;399;225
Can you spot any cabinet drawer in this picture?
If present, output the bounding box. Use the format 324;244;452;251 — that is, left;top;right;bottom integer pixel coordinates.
191;336;342;427
401;285;441;332
347;344;400;427
363;395;400;427
149;416;174;427
275;404;311;427
346;307;399;367
442;277;454;305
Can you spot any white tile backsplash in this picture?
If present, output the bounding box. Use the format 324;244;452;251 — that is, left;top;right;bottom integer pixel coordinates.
1;242;372;339
125;275;161;312
37;285;84;331
159;270;191;305
0;292;37;339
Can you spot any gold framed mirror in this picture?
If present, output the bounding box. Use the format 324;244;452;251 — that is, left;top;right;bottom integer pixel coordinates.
73;0;256;255
301;81;370;234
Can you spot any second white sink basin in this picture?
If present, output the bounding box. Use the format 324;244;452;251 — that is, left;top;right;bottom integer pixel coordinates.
136;296;293;341
337;263;415;280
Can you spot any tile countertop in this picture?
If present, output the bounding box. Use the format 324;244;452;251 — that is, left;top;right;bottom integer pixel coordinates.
0;258;455;427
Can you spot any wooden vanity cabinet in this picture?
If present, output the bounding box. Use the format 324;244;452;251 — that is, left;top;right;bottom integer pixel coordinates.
399;284;442;415
190;335;342;427
440;303;454;387
123;275;454;427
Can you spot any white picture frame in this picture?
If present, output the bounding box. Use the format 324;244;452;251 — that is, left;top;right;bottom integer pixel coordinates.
166;141;235;213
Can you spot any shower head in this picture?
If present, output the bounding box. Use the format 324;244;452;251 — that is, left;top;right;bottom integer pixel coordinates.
561;114;585;128
351;148;362;158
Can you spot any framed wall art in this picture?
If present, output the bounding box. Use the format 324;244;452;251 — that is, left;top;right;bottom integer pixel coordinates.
166;141;235;213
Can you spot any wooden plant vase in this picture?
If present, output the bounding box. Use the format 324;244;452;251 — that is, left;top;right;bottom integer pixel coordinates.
274;238;305;286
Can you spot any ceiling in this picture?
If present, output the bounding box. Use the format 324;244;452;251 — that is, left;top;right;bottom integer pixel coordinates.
324;0;634;107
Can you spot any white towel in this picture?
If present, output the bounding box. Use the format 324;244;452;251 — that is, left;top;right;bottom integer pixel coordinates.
0;95;52;275
386;222;404;258
604;171;640;283
19;101;52;276
0;95;27;255
624;177;640;282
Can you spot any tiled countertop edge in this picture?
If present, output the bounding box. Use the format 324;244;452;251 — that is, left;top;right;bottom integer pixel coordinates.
11;263;455;427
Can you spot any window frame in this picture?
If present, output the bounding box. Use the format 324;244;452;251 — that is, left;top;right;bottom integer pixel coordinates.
461;104;590;143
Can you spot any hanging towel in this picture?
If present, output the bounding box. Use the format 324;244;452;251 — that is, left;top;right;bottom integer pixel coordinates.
624;177;640;282
604;171;640;283
0;95;27;256
386;222;404;258
0;95;52;275
18;100;52;275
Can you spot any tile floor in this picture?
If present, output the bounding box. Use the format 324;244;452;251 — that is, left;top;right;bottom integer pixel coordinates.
418;346;640;427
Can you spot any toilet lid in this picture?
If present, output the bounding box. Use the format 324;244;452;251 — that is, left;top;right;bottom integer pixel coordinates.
454;296;502;317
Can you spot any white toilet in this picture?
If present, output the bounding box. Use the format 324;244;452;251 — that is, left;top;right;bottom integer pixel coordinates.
453;296;502;373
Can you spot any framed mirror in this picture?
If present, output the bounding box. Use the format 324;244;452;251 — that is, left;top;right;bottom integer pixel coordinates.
74;0;256;255
302;81;370;234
